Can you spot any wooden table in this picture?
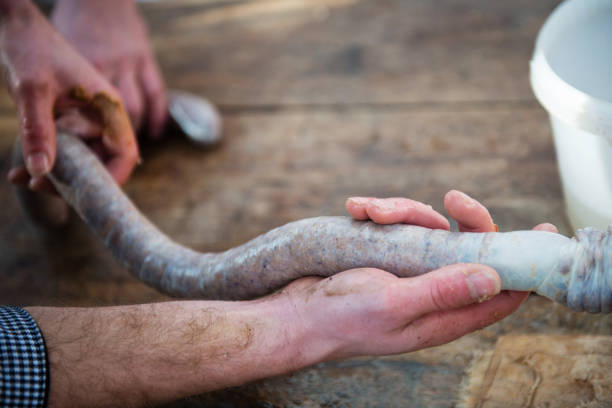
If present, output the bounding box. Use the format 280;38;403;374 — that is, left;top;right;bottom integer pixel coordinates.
2;0;611;406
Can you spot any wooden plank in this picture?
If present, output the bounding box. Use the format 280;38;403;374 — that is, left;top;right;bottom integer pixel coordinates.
182;358;464;408
1;0;604;406
128;107;570;243
461;335;612;408
0;107;570;303
4;104;611;407
141;0;563;105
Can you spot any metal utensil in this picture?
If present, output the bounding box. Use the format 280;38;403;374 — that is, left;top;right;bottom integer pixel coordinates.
167;90;222;147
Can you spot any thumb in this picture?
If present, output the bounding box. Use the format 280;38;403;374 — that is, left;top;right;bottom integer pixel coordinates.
398;264;501;318
89;91;139;185
17;90;56;177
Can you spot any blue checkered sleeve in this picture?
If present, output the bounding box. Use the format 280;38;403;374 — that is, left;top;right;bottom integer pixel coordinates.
0;306;48;408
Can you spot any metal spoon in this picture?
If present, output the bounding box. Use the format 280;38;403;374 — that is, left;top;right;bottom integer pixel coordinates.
167;90;222;147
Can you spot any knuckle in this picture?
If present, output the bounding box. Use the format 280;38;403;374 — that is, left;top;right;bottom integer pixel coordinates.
15;76;51;98
20;119;48;145
146;81;164;99
428;279;451;311
126;100;143;118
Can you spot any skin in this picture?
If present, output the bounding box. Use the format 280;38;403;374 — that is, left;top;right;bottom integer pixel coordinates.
26;193;530;408
1;0;139;193
51;0;168;138
0;2;564;404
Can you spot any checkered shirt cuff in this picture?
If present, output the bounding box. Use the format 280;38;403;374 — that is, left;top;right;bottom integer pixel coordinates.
0;306;48;408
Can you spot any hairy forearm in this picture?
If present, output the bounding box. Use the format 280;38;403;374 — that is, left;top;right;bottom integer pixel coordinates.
26;298;322;408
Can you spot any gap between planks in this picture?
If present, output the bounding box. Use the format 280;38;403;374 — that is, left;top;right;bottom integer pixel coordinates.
217;99;540;115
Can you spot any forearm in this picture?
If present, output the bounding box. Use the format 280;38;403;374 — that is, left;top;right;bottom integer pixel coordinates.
26;298;324;408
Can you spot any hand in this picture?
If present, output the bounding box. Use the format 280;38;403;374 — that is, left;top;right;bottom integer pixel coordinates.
21;192;558;406
2;1;138;192
277;190;558;360
52;0;168;138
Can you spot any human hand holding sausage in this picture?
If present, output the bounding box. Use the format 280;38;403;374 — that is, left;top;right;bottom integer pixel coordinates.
275;191;558;359
1;0;138;193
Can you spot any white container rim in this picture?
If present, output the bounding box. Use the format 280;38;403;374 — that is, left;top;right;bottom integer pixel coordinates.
530;0;612;139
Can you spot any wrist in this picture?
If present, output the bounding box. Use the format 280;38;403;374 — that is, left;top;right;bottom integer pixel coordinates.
258;292;341;369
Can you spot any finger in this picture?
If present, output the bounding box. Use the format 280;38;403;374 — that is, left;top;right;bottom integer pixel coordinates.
345;197;450;230
444;190;497;232
116;65;144;131
62;84;140;184
345;197;374;220
403;290;529;349
533;223;558;233
55;109;103;140
8;166;31;187
88;90;140;184
16;88;56;177
28;176;59;195
392;263;501;320
104;151;138;185
141;58;168;139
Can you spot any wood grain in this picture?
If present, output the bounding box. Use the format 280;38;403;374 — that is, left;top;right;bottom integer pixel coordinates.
4;0;609;407
0;108;568;305
142;0;561;105
461;335;612;408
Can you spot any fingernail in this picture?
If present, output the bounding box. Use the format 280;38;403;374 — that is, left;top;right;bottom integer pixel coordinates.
465;268;500;302
455;190;476;207
26;153;50;177
348;197;369;206
7;168;19;182
28;176;44;191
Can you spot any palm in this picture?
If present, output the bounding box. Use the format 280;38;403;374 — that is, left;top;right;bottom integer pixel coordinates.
277;190;557;359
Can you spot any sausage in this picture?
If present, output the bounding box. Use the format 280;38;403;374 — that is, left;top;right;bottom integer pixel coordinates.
20;133;612;312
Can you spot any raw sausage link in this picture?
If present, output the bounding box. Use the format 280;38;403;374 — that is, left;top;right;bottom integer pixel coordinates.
30;133;612;312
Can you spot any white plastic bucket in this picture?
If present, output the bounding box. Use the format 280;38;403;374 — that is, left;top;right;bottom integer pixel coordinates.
530;0;612;231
